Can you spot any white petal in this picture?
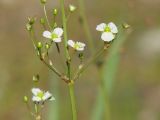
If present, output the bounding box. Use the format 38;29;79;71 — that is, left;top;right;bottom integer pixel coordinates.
53;38;62;43
49;96;55;101
32;88;42;96
68;40;75;48
32;96;42;102
42;91;53;101
43;31;52;39
108;22;118;33
101;32;115;42
76;47;84;51
53;28;63;37
96;23;107;31
77;42;86;47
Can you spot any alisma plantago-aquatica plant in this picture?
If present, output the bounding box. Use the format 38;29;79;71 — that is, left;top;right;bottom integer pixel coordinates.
23;0;129;120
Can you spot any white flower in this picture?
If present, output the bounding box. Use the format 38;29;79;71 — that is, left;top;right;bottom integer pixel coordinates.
96;22;118;42
43;27;63;43
67;40;86;51
31;88;55;103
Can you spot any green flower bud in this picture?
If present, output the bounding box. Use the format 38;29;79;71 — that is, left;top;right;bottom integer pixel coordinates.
37;42;43;49
33;74;40;82
53;9;58;16
23;96;28;103
40;18;45;25
45;43;50;49
69;4;76;12
28;17;36;25
40;0;46;4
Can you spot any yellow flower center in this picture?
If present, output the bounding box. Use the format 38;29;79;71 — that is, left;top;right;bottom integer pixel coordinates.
37;91;44;99
51;33;58;39
74;43;82;49
104;26;111;32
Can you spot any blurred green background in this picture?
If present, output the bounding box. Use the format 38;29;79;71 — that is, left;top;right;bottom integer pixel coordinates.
0;0;160;120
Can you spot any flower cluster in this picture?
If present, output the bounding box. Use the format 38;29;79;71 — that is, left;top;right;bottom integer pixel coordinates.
42;23;118;52
43;27;86;51
25;0;122;119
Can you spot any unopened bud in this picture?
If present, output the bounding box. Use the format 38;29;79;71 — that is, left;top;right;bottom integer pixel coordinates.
40;0;46;4
53;9;58;16
45;43;50;50
23;96;28;103
37;42;43;49
33;74;40;82
69;4;76;12
28;17;36;25
40;18;45;25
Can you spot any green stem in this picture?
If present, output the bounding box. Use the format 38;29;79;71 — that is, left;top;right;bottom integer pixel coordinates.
60;0;71;79
73;47;105;80
42;59;62;77
60;0;70;60
43;5;52;30
59;1;77;120
77;0;94;53
68;82;77;120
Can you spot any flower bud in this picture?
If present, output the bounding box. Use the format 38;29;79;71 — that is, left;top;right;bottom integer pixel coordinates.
23;96;28;103
45;43;50;50
53;9;58;16
69;4;76;12
37;42;43;49
28;17;36;25
33;74;40;82
40;18;45;25
40;0;46;4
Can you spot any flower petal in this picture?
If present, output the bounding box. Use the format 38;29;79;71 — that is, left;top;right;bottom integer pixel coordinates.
32;96;42;102
32;88;42;96
68;40;75;48
76;47;85;51
43;31;52;39
77;42;86;47
101;32;115;42
42;91;54;101
108;22;118;33
49;97;55;101
53;38;62;43
96;23;107;31
53;28;63;37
